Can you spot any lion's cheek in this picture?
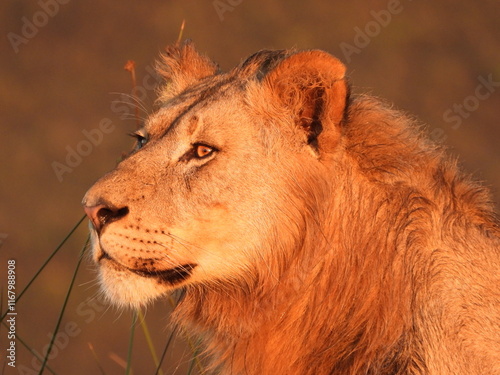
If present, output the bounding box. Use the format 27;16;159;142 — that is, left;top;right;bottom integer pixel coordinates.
170;211;255;281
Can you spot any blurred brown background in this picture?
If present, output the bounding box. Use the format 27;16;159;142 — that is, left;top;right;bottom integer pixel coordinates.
0;1;499;374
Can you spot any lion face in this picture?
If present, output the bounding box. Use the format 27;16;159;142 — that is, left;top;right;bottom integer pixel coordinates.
84;92;281;307
83;44;347;308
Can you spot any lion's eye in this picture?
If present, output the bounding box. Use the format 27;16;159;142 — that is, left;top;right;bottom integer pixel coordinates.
194;144;215;159
130;132;148;150
179;143;217;163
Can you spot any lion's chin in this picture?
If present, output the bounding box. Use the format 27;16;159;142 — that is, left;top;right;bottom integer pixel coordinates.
97;262;171;309
97;259;196;310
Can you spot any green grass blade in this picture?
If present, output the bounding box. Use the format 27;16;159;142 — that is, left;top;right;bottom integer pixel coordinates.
88;342;107;375
125;311;138;375
187;342;201;375
154;327;177;375
1;215;86;323
137;310;164;375
38;235;89;375
166;293;204;374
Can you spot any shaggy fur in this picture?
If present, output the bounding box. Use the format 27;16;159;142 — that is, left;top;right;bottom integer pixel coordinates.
83;41;500;374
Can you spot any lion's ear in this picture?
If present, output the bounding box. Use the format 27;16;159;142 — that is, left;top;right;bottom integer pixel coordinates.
264;50;348;153
157;40;219;101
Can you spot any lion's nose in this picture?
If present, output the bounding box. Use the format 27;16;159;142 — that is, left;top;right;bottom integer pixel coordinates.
84;203;129;233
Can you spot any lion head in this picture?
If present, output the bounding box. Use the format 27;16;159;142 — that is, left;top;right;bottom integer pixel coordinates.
83;42;349;309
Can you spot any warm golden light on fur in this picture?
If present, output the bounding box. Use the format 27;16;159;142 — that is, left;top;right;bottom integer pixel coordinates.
83;41;500;374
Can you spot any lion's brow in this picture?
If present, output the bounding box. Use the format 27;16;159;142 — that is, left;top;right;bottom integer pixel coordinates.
159;78;235;139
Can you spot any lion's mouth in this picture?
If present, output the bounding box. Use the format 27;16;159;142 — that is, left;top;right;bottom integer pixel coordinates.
129;264;197;285
99;251;197;286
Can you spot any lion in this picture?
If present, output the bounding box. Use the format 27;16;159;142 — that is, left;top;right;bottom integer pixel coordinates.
82;41;500;374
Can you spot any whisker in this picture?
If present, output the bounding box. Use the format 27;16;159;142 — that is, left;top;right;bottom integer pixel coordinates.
79;278;98;287
109;92;150;114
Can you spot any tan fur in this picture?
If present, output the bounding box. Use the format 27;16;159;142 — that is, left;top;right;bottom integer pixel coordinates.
83;41;500;374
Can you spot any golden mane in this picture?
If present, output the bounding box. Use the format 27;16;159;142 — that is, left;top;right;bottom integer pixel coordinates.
84;42;500;374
